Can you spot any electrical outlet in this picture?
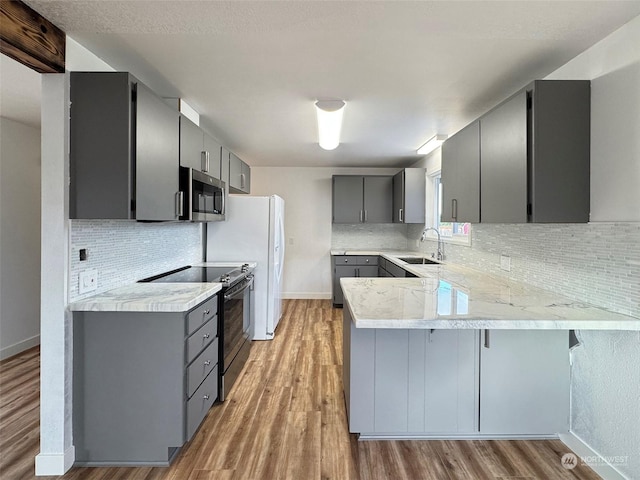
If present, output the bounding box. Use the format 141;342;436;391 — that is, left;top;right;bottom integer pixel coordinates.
79;269;98;294
500;255;511;272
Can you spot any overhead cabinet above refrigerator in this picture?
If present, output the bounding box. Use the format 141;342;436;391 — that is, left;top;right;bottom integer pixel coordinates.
69;72;180;221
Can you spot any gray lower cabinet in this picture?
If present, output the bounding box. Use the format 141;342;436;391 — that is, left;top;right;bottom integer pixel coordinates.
343;310;478;435
343;309;569;437
379;258;410;278
441;121;480;223
479;329;570;434
392;168;426;224
332;255;378;306
73;295;220;465
332;175;393;224
70;72;180;221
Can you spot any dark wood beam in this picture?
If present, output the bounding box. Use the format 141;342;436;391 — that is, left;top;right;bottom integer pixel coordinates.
0;0;65;73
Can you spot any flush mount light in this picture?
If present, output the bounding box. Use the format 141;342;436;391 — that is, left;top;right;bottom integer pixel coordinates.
315;100;345;150
417;134;448;155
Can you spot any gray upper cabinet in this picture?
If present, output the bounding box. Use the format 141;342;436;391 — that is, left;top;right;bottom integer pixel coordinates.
179;115;222;180
229;152;251;194
332;175;393;224
481;80;590;223
70;72;180;221
392;168;426;224
441;122;480;223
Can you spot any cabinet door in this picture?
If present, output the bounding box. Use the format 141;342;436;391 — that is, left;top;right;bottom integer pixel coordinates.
179;115;204;171
221;147;231;188
363;176;393;223
392;171;404;223
136;83;180;221
332;176;364;223
480;92;528;223
356;265;378;278
241;161;251;193
441;121;480;223
203;133;222;180
229;153;243;191
333;265;357;305
403;168;426;224
480;329;569;435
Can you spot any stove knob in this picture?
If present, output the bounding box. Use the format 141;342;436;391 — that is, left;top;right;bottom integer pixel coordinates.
241;264;249;272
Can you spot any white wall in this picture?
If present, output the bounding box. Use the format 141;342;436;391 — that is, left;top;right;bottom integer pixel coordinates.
0;118;41;359
250;167;400;298
544;14;640;479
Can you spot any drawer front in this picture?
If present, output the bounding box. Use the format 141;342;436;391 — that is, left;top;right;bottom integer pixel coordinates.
187;337;219;398
334;255;357;265
187;317;218;363
187;295;218;334
186;365;218;440
357;256;378;266
386;261;408;278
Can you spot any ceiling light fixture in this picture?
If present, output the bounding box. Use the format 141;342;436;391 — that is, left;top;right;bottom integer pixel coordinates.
417;134;448;155
315;100;345;150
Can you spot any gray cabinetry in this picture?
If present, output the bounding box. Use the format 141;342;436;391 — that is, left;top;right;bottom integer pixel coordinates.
179;115;222;179
378;257;412;278
332;255;378;306
73;295;220;465
229;152;251;194
479;329;569;435
441;121;480;223
343;310;478;435
70;72;180;221
332;175;393;224
392;168;426;224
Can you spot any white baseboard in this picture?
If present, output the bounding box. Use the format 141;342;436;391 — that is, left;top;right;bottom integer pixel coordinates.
559;432;629;480
282;292;332;300
35;445;75;476
0;334;40;361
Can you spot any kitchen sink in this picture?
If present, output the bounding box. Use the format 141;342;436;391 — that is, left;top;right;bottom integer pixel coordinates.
397;257;440;265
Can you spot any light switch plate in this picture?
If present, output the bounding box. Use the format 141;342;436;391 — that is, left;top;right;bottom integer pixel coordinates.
79;269;98;294
500;255;511;272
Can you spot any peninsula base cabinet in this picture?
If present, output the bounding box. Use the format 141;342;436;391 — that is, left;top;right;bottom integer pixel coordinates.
343;310;569;438
73;295;220;466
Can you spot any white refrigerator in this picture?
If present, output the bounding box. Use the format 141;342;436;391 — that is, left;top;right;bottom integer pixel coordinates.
207;195;285;340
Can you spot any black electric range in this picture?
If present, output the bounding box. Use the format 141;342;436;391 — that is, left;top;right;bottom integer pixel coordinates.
139;264;254;402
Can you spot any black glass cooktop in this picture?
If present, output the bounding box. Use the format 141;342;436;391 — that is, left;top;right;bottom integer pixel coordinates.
139;266;243;284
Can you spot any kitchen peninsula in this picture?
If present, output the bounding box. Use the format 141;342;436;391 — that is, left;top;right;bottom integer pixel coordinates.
340;256;640;440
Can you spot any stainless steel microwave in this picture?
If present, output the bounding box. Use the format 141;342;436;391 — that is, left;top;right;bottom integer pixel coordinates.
179;167;225;222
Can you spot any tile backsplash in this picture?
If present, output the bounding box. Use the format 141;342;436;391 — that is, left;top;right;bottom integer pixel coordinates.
408;222;640;318
69;220;203;302
332;224;408;250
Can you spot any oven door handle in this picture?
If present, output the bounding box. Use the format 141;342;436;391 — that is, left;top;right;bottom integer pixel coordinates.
224;277;253;301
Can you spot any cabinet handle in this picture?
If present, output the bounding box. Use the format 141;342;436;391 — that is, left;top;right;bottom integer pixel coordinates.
240;173;245;189
452;199;458;221
399;208;404;223
201;151;210;173
344;258;349;263
204;360;211;366
364;210;368;222
175;191;184;218
203;309;210;315
203;333;210;339
203;395;210;400
359;210;363;222
484;329;490;349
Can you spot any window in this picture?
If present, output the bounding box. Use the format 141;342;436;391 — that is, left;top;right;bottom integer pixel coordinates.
431;174;471;245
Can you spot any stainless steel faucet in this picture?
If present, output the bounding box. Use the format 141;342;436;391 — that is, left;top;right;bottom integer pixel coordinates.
420;227;444;261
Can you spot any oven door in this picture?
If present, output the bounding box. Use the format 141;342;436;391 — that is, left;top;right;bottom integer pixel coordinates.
221;276;253;378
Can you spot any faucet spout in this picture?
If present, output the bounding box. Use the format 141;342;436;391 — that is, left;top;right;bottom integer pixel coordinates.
420;227;444;261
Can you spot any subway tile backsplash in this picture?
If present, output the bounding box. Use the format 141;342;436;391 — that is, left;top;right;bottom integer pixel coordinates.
408;222;640;318
69;220;203;302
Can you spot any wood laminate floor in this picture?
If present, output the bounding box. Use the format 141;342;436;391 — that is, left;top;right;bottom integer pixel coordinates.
1;299;601;480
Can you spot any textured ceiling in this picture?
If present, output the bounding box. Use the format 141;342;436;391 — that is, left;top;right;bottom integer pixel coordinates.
8;1;640;167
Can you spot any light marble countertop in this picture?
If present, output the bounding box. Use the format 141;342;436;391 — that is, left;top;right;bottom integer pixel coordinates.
69;282;222;312
336;251;640;330
69;261;256;313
